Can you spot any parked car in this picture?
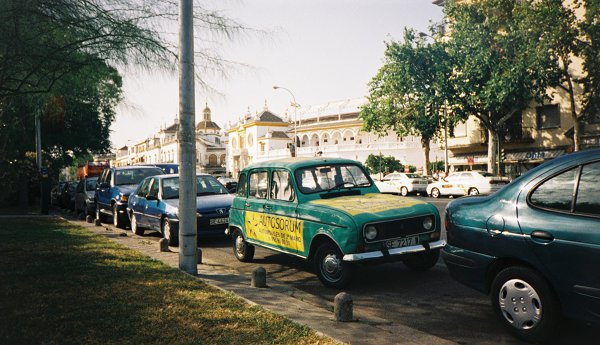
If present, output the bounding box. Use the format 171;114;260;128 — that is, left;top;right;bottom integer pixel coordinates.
443;148;600;343
375;172;429;196
127;174;234;245
75;176;98;218
217;177;238;193
152;163;179;174
227;157;445;288
426;171;509;198
60;181;78;210
51;182;67;206
95;166;164;228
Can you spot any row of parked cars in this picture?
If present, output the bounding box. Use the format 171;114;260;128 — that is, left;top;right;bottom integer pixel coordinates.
52;149;599;343
374;170;511;198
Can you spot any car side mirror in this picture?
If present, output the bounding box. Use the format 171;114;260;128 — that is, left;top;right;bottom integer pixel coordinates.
99;182;110;188
146;194;158;201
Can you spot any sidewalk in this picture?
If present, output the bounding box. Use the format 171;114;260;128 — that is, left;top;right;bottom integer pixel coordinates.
69;215;456;345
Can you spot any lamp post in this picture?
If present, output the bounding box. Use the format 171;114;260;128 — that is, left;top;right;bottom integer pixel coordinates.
273;85;300;149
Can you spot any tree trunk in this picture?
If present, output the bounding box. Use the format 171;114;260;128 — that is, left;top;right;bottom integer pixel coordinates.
563;55;580;151
421;137;431;176
487;128;498;174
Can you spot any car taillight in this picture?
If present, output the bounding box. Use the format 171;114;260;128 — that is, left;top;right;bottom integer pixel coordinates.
444;212;450;230
411;181;418;184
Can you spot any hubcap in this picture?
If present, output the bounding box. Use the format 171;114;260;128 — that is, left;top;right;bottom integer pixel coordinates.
131;215;137;233
164;221;171;240
322;252;342;281
401;187;408;196
498;279;542;330
432;188;439;198
113;206;118;226
470;188;479;195
235;235;245;256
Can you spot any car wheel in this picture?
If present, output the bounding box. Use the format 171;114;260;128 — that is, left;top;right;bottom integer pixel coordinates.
232;229;254;262
314;241;354;289
401;187;409;197
161;218;178;246
430;187;440;198
469;188;480;196
491;266;559;343
130;213;144;236
112;204;126;229
403;249;440;271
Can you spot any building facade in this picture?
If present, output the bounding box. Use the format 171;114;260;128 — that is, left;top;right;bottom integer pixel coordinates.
114;104;226;174
225;99;444;178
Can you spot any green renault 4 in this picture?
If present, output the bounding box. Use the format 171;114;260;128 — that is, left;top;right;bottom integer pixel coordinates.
226;157;445;288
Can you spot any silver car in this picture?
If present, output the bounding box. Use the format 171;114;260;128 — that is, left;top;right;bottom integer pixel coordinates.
426;171;510;198
376;172;429;196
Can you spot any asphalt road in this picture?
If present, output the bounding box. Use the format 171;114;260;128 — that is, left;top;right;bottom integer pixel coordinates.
66;195;599;345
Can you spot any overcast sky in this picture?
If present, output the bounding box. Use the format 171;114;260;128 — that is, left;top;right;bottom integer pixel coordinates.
110;0;443;149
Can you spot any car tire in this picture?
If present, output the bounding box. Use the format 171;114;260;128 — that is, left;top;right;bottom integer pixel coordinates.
130;213;144;236
314;241;354;289
232;229;254;262
112;204;126;229
468;188;480;196
402;249;440;271
161;218;178;246
401;187;409;197
430;187;440;198
490;266;559;344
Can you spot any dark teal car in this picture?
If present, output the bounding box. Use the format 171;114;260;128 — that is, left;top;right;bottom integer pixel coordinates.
127;174;233;245
443;148;600;343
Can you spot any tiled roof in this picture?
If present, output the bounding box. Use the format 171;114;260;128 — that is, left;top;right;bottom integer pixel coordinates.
196;121;221;130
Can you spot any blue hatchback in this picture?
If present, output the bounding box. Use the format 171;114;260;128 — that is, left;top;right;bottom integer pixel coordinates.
443;148;600;343
127;174;234;245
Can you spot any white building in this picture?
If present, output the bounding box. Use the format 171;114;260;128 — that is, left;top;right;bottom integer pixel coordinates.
115;104;226;174
225;98;444;178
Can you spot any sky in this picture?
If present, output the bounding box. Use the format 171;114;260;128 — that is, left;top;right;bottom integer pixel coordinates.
110;0;444;149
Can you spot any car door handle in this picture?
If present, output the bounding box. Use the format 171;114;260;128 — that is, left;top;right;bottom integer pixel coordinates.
263;205;271;210
531;230;554;242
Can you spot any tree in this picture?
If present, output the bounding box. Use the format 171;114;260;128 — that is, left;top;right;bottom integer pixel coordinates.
361;27;456;176
579;0;600;126
522;0;595;151
364;154;403;177
446;0;558;173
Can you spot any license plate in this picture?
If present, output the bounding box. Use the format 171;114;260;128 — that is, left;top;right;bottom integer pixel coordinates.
385;236;419;249
209;217;228;225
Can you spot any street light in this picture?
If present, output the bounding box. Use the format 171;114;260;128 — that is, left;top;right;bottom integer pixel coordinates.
273;85;300;149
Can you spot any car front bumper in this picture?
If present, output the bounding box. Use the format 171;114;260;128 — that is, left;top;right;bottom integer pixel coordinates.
343;239;446;262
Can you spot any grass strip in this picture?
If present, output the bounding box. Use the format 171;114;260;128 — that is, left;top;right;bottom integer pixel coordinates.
0;218;338;345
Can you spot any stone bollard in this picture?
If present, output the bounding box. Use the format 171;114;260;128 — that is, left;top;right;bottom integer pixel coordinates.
86;215;94;223
334;292;353;322
159;238;169;252
251;267;267;288
197;248;202;264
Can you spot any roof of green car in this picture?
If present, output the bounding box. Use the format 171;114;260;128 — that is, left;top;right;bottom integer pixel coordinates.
241;157;361;172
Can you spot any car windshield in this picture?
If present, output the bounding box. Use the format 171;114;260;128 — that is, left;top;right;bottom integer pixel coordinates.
85;178;98;190
114;168;162;185
295;163;372;194
161;175;229;200
405;173;421;178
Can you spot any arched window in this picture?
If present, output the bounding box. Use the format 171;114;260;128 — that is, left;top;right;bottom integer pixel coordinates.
209;154;218;166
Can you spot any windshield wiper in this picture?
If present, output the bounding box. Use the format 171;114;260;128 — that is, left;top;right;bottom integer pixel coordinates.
327;181;370;192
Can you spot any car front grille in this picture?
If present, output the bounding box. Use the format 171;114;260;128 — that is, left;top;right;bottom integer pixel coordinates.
364;215;435;243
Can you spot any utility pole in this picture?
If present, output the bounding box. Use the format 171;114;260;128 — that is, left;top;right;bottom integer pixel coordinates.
178;0;198;274
35;107;50;214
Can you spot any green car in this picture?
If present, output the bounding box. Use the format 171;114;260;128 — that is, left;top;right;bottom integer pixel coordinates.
226;157;445;288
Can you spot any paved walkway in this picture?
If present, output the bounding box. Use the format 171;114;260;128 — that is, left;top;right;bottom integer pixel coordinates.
65;214;456;345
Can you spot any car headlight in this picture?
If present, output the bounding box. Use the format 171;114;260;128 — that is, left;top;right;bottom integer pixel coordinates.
364;225;378;241
422;216;434;231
